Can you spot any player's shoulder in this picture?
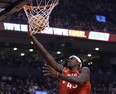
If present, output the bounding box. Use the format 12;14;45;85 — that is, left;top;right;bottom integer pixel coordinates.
81;66;90;72
81;66;90;70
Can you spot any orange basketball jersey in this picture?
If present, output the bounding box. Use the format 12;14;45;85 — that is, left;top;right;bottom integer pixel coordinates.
59;67;91;94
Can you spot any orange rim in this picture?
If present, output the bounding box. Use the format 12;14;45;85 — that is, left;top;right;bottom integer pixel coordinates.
23;5;52;10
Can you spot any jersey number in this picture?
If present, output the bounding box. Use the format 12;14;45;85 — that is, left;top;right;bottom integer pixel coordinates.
67;82;78;89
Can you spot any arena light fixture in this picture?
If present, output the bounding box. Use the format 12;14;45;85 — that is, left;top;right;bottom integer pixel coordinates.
57;51;61;54
29;49;34;52
88;62;92;65
95;47;99;51
87;54;92;57
13;47;17;51
20;53;25;56
31;41;33;44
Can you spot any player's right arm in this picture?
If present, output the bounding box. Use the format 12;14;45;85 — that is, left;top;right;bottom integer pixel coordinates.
28;31;63;72
43;64;90;86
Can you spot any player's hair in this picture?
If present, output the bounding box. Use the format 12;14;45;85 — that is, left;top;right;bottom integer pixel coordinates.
69;55;83;68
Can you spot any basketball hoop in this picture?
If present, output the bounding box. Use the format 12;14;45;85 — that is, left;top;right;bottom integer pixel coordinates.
23;0;59;34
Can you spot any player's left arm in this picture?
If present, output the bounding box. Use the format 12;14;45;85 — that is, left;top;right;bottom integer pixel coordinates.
75;67;90;85
43;64;90;86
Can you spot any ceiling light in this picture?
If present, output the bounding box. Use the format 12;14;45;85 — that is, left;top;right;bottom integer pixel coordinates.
31;41;33;44
90;62;93;64
87;54;92;57
20;53;25;56
88;62;92;65
29;49;34;52
13;47;17;51
88;63;91;65
95;47;99;51
57;51;61;54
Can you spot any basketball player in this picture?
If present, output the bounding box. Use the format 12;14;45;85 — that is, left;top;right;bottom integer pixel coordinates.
28;31;91;94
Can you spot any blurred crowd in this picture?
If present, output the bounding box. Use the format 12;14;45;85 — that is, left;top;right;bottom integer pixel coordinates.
0;75;59;94
0;58;116;94
3;0;116;34
91;80;116;94
0;75;116;94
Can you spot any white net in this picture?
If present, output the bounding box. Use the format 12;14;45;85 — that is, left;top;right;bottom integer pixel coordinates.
23;0;59;34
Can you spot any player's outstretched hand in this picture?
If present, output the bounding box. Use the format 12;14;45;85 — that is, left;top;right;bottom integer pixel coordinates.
28;30;33;37
43;64;58;78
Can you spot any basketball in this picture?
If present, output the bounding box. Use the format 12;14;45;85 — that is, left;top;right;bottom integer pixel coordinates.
29;15;46;32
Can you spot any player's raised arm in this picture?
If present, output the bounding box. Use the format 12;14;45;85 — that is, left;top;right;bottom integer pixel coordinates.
28;31;63;72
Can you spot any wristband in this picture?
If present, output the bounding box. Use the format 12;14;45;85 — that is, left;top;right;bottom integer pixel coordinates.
56;72;59;77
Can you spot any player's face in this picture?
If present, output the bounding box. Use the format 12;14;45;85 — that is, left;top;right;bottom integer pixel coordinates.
67;57;79;68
